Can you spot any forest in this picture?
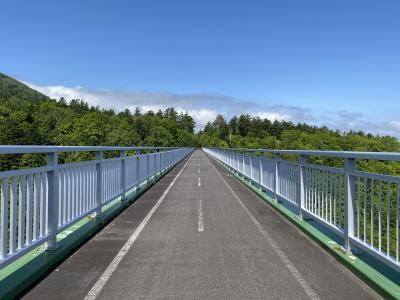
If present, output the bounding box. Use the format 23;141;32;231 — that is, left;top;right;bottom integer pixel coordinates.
0;73;197;170
199;114;400;175
1;72;400;175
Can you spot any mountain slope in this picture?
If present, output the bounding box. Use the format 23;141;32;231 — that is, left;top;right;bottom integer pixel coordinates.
0;72;48;102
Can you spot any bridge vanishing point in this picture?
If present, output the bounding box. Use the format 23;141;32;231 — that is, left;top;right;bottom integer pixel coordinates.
0;147;399;299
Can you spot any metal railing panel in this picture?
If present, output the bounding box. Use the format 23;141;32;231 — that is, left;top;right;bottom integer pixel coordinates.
0;146;192;268
304;166;345;231
261;158;275;191
278;160;298;204
251;156;260;183
204;147;400;272
125;157;138;189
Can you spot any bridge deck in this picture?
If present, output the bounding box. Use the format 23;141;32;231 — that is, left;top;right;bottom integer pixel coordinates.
23;150;379;299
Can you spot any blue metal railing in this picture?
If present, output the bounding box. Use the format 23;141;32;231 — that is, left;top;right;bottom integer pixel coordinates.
204;147;400;273
0;146;192;268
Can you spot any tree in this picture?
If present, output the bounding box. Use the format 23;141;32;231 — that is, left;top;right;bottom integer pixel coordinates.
144;126;173;146
237;114;251;136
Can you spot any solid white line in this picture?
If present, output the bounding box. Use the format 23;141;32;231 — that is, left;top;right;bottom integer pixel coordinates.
198;177;201;187
208;158;320;300
84;157;191;300
198;199;204;232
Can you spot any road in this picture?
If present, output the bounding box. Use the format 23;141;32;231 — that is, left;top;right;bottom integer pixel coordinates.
23;150;380;300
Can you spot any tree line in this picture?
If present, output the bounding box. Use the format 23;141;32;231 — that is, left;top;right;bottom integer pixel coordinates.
2;72;400;175
0;73;197;170
198;114;400;175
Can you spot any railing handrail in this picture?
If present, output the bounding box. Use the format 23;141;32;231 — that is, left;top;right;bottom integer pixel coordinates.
0;145;182;155
209;147;400;161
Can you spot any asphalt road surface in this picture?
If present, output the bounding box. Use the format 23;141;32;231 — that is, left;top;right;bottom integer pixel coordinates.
23;150;380;300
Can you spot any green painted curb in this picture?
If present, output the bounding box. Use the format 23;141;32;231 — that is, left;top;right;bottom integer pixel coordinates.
213;158;400;300
0;159;185;300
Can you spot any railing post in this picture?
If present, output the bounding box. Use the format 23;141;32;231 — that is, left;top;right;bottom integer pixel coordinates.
242;150;245;176
95;151;102;217
0;176;7;258
274;153;280;202
162;150;166;171
120;150;126;202
136;149;141;189
146;150;150;182
259;153;263;191
155;149;159;176
167;150;170;168
344;157;356;250
45;152;60;250
167;151;170;168
297;155;306;217
237;150;240;171
249;151;253;181
234;150;238;172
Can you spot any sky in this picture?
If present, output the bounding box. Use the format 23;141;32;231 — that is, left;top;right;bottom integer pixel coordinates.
1;0;400;135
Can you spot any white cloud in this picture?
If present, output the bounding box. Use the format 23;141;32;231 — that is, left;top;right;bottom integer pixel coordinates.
24;81;400;138
389;121;400;130
187;109;219;128
25;81;309;131
256;112;292;122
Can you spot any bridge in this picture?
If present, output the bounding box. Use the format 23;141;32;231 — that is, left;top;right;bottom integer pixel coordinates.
0;146;399;299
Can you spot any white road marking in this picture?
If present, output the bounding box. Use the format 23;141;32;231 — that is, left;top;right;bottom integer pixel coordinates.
84;156;192;300
208;159;320;300
198;199;204;232
198;168;200;173
198;177;201;187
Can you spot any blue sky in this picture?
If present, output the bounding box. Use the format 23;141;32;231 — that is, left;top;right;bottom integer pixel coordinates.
1;0;400;135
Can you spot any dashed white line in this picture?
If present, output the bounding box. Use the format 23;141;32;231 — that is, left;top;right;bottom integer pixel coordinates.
198;199;204;232
198;177;201;187
84;156;192;300
208;159;320;300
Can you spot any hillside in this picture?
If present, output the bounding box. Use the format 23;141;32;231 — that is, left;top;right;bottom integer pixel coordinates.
0;73;197;170
0;72;48;102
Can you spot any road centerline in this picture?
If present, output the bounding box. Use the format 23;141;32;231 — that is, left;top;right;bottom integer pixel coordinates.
206;155;320;300
198;199;204;232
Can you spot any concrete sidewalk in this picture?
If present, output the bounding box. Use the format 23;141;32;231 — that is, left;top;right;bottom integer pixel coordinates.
23;150;380;300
